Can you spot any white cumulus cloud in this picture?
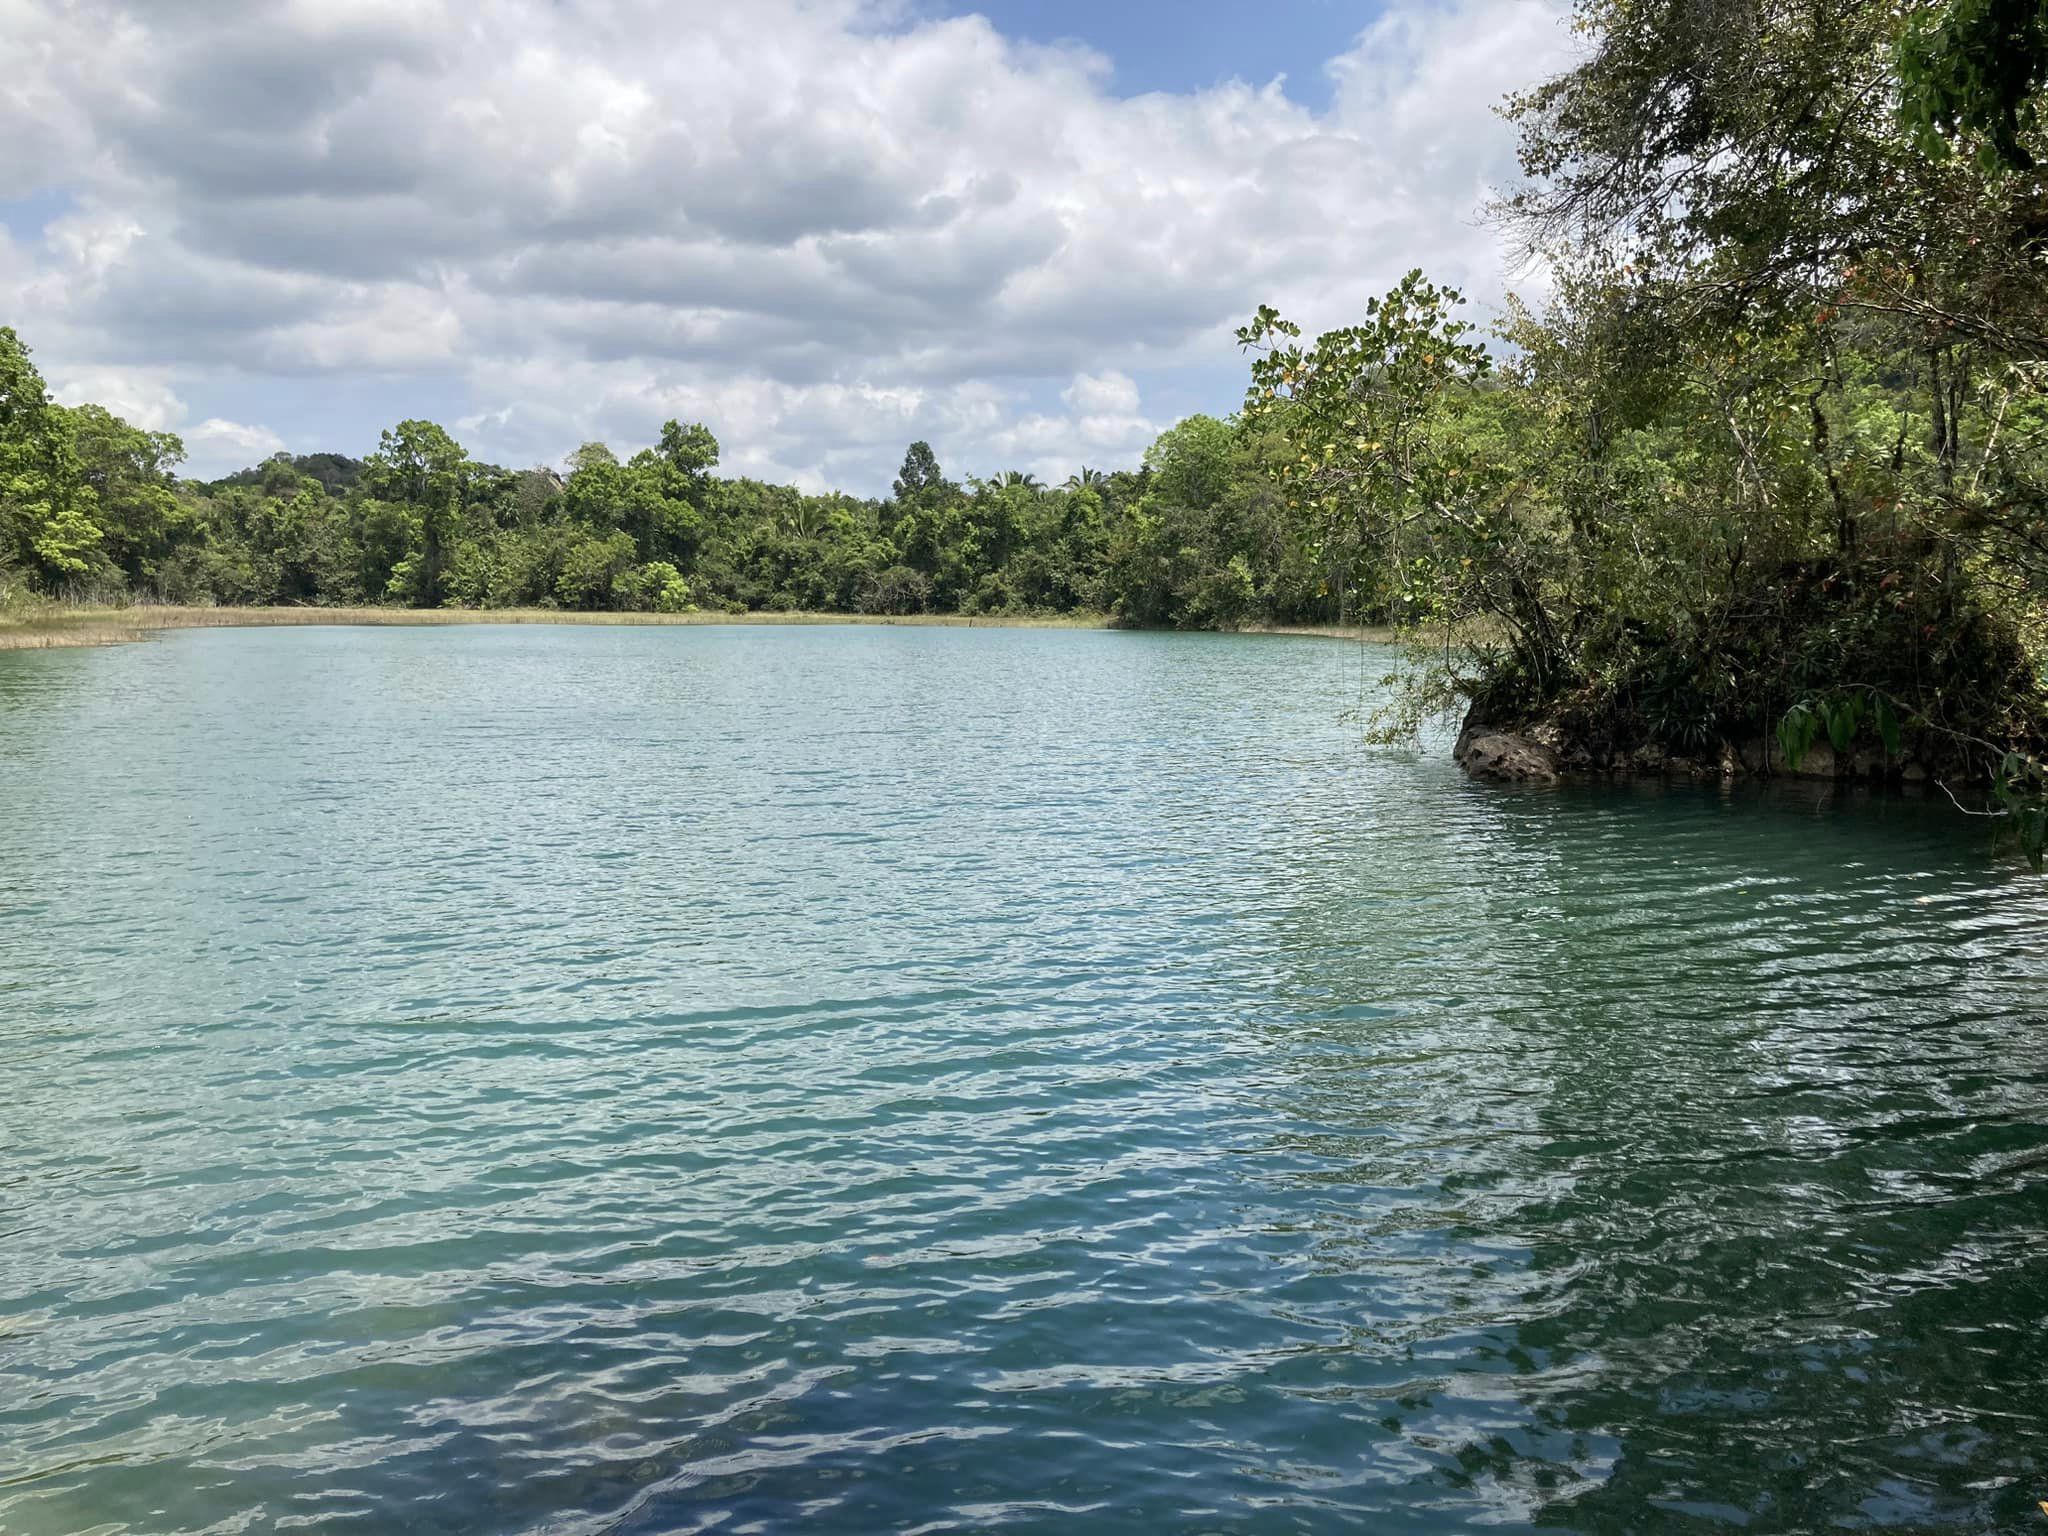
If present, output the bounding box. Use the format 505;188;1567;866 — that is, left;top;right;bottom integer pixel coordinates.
0;0;1573;491
183;418;290;476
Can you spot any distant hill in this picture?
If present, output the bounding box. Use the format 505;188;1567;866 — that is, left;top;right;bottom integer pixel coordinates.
209;452;365;497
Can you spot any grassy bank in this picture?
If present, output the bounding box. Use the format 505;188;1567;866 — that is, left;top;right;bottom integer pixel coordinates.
0;602;1128;651
1239;621;1400;643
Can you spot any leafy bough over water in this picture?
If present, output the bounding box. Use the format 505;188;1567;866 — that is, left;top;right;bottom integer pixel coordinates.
1226;0;2048;854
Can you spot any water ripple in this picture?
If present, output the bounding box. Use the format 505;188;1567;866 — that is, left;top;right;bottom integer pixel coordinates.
1;625;2045;1533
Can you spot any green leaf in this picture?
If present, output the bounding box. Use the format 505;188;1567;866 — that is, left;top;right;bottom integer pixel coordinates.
1824;693;1864;754
1777;703;1819;771
1825;703;1851;754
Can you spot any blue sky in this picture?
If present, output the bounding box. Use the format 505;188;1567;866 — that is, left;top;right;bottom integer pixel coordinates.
0;189;74;243
932;0;1382;107
1;0;1563;486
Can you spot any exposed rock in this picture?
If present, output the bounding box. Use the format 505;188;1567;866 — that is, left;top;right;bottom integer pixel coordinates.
1455;715;1562;783
1457;704;1935;789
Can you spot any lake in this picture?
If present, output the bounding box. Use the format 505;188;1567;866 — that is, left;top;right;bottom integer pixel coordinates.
2;623;2045;1533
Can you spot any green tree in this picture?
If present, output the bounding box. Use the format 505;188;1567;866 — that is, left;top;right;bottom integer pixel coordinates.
1143;415;1234;511
892;440;945;502
66;404;188;592
0;328;103;591
364;419;465;506
657;420;719;486
555;529;640;609
364;420;468;605
1238;272;1493;628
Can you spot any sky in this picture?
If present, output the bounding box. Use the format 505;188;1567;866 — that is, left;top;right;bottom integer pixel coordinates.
0;0;1574;488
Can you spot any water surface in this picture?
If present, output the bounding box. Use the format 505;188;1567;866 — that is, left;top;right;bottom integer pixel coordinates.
2;624;2045;1533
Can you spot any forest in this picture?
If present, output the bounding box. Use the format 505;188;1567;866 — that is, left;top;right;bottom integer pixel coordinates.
0;336;1329;631
6;0;2048;845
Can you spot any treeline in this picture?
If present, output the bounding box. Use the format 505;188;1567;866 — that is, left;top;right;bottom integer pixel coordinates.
0;331;1342;630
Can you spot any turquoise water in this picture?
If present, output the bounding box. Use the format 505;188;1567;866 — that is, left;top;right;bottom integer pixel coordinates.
2;623;2046;1534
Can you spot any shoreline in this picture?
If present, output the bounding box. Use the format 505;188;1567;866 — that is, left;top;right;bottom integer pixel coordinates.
0;604;1400;652
0;605;1107;651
